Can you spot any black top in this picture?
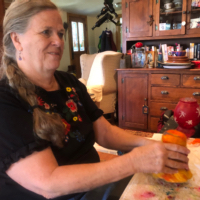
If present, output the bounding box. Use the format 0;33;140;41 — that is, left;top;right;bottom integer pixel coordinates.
0;71;103;200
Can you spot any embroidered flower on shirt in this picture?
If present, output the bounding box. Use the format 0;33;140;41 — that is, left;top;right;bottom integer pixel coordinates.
66;87;72;92
62;119;71;136
37;96;44;106
66;99;77;112
44;103;50;110
78;115;82;122
65;135;69;142
73;116;78;121
69;130;85;142
69;94;75;98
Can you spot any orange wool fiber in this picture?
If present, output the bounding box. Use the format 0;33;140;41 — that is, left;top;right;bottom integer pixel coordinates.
153;129;193;183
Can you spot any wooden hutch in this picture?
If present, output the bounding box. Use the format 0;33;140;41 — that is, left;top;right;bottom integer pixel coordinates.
118;0;200;132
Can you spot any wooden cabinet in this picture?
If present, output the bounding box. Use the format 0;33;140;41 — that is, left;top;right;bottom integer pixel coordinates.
117;68;200;132
124;0;153;38
118;72;148;130
122;0;200;52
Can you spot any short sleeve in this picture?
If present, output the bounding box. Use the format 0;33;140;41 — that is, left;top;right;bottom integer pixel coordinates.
0;85;49;172
55;71;104;122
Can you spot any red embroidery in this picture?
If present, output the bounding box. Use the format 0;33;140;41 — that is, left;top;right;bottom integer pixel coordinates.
62;119;71;135
44;103;50;109
37;97;44;106
66;99;77;112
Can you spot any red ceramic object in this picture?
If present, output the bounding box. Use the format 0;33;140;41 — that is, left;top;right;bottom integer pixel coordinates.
191;60;200;69
135;42;143;48
174;97;200;138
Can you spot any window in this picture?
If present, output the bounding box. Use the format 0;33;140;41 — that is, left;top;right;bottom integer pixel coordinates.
71;21;85;52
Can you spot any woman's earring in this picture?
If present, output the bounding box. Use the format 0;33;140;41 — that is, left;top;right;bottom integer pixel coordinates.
19;51;22;61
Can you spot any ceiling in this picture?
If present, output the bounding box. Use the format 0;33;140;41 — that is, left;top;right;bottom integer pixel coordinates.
50;0;122;16
4;0;121;17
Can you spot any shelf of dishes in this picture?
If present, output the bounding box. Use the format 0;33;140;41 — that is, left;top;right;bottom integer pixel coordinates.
159;0;200;30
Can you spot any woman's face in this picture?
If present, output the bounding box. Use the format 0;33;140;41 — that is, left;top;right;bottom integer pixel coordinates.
17;9;64;73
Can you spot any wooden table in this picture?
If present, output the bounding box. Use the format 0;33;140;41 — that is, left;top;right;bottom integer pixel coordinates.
120;134;200;200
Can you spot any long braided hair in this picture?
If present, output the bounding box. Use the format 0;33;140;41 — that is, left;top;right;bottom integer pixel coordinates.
1;0;65;147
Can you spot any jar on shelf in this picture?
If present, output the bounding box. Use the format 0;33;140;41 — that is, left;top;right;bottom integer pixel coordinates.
131;47;146;68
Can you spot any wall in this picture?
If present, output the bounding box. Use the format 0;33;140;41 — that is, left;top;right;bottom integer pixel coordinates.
58;10;121;71
87;15;120;54
58;10;71;72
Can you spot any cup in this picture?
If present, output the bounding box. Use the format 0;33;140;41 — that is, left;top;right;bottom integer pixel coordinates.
174;1;182;9
164;2;174;9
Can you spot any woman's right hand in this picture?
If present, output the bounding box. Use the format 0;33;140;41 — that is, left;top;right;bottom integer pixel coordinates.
128;141;190;174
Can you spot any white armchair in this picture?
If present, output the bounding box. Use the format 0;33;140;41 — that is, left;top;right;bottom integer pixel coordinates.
79;51;122;115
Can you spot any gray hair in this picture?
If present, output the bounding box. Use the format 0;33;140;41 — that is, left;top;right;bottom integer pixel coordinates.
1;0;65;147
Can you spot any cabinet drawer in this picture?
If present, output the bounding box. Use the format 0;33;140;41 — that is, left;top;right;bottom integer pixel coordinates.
149;117;160;132
151;87;200;103
150;102;177;117
182;74;200;87
151;74;180;86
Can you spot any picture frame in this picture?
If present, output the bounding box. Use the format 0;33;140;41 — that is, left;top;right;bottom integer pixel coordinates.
145;51;155;68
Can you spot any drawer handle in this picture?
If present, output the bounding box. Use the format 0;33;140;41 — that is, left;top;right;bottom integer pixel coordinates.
161;76;169;80
160;107;168;110
193;92;200;96
161;91;169;95
194;77;200;81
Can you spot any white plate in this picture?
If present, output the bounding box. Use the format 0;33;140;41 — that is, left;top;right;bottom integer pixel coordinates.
163;65;191;69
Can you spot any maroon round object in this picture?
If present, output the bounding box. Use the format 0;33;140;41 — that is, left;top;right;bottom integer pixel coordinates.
174;97;200;130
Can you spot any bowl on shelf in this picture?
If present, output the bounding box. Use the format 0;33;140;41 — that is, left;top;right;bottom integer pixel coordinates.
191;60;200;69
167;56;190;63
171;51;186;56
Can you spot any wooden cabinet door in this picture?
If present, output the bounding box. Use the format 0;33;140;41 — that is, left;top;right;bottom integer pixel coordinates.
186;0;200;35
118;72;148;130
124;0;153;38
155;0;187;36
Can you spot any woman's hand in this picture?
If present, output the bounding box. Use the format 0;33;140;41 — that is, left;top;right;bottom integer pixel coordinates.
128;141;190;174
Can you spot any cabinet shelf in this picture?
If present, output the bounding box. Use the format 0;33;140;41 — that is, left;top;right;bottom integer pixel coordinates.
160;11;182;15
191;8;200;13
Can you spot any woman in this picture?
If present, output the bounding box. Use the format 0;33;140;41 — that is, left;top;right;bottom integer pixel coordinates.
0;0;190;199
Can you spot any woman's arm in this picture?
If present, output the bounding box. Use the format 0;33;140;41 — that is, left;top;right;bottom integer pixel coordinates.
93;116;152;151
6;146;137;199
93;116;190;171
6;142;189;199
6;116;190;199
